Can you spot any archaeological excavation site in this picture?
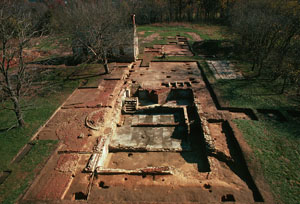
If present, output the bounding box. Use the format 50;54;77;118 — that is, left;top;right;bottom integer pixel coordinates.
19;36;274;204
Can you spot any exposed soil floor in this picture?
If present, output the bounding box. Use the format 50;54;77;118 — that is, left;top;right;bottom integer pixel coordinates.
141;33;160;44
186;32;203;41
110;114;190;151
19;36;273;204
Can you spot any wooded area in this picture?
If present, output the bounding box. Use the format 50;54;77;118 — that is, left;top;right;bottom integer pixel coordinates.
231;0;300;94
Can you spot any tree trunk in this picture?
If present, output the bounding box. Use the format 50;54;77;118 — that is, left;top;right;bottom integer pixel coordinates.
168;0;173;21
178;0;182;21
252;54;259;72
251;60;256;71
104;57;109;74
257;59;264;77
280;75;288;94
196;7;200;20
12;97;25;127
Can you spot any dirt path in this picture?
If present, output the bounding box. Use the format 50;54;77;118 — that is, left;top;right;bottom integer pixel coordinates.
186;32;203;41
142;33;159;43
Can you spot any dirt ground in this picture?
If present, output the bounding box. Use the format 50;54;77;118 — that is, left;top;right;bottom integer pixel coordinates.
186;32;203;41
141;33;160;43
19;36;273;204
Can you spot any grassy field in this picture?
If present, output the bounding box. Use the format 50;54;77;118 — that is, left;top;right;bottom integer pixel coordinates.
137;24;300;204
234;119;300;204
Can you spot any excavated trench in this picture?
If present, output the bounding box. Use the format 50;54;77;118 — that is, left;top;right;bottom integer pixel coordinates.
0;171;11;185
107;88;210;173
208;120;264;202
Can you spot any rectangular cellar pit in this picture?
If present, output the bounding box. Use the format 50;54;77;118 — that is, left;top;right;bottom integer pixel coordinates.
110;111;190;152
89;103;212;203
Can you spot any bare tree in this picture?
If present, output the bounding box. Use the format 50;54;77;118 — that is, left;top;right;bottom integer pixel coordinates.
231;0;285;75
231;0;300;94
0;1;42;127
56;0;133;74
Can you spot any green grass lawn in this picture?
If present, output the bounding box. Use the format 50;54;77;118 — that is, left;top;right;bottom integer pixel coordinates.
203;60;299;110
234;119;300;204
213;79;298;109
